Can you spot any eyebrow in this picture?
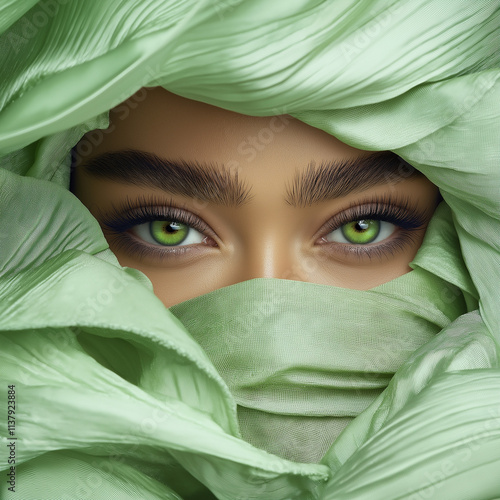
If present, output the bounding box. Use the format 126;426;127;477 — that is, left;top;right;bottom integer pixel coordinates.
77;150;253;207
76;149;421;208
286;152;421;207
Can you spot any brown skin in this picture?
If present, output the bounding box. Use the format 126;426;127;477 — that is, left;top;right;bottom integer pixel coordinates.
72;88;439;307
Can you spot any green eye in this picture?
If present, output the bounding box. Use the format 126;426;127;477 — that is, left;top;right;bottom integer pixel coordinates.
341;220;380;244
131;219;206;248
149;220;189;246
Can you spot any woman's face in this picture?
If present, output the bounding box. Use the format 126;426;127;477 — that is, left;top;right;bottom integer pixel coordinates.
72;88;439;307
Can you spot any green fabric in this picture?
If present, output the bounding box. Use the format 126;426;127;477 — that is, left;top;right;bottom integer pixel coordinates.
0;0;499;498
169;243;469;464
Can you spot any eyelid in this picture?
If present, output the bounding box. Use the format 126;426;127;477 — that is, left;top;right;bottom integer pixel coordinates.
98;205;220;263
97;194;218;241
97;193;432;263
314;194;429;241
311;194;431;263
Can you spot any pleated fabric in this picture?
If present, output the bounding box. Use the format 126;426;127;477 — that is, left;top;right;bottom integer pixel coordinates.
0;1;499;498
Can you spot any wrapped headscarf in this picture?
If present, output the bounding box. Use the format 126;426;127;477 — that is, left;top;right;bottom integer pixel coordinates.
0;1;499;498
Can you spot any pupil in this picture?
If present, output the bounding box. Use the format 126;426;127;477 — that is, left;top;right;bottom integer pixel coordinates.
355;220;370;231
166;222;181;233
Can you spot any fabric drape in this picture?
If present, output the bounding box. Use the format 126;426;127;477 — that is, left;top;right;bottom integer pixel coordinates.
0;1;499;498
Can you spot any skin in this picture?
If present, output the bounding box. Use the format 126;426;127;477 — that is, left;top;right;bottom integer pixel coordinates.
72;88;440;307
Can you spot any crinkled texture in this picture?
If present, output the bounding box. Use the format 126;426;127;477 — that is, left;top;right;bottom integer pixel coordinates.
0;1;499;499
168;242;470;464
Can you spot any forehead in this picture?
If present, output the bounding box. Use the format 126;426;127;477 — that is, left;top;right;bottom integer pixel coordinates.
74;87;421;210
86;87;371;169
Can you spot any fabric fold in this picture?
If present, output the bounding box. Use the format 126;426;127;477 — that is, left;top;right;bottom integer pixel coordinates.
0;1;499;498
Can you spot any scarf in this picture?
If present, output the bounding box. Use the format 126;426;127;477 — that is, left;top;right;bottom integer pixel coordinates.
0;1;499;498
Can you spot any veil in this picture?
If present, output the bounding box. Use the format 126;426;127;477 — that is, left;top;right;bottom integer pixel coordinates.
0;1;499;498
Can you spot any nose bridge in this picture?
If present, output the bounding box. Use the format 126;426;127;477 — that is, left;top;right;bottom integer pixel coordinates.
236;225;304;281
245;238;282;279
228;176;307;282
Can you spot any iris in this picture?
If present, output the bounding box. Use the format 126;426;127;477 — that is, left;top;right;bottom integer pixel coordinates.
149;221;189;245
341;219;380;244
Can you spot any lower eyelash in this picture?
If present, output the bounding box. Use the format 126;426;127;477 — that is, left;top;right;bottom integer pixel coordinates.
103;229;200;261
96;196;218;261
317;194;433;260
327;229;421;262
99;194;434;262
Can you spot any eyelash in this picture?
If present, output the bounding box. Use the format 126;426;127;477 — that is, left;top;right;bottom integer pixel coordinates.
98;196;215;261
98;194;429;263
315;196;428;261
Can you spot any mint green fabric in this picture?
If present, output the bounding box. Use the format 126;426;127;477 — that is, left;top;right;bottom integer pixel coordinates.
0;1;499;498
169;241;469;464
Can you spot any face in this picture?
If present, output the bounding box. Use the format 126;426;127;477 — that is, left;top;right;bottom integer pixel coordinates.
72;88;440;307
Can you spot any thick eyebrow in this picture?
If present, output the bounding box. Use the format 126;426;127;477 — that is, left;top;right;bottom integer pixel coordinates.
285;152;421;207
77;149;420;208
77;150;254;207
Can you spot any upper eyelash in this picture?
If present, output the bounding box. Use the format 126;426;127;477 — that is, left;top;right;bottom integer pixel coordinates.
97;193;433;263
313;194;432;262
97;195;211;236
318;194;430;236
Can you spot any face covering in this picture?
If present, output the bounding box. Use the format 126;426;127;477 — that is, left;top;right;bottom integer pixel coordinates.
169;267;467;463
2;2;499;498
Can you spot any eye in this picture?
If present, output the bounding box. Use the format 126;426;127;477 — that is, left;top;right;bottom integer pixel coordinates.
131;220;205;247
325;219;397;245
97;197;218;261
